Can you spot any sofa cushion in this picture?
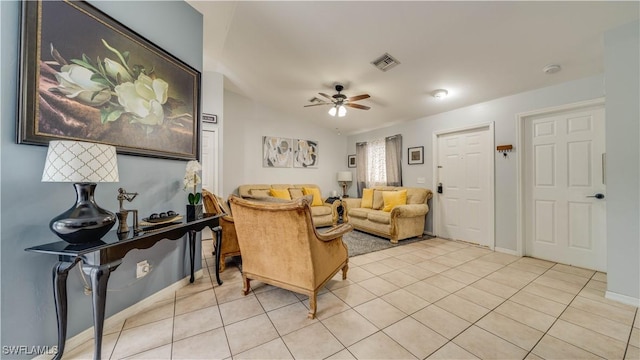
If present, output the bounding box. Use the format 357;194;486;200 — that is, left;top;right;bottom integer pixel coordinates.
250;189;271;197
289;188;304;199
303;187;323;206
402;187;428;204
383;190;407;212
270;188;291;200
348;208;370;219
310;205;332;216
367;211;391;224
361;188;374;208
372;190;385;210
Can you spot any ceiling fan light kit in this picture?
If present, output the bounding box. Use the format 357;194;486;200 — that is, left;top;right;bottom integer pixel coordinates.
305;84;371;116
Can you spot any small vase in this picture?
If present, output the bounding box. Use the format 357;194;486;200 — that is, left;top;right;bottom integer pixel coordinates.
186;204;203;221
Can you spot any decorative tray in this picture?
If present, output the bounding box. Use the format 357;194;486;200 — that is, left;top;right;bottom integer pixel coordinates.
140;214;182;226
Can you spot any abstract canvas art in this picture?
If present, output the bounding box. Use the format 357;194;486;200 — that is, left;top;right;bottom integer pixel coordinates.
293;139;318;168
262;136;293;167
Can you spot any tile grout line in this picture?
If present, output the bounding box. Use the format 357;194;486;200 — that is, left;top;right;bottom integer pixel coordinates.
521;270;606;360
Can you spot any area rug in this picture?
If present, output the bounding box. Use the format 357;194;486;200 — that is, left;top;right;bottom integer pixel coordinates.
338;229;434;257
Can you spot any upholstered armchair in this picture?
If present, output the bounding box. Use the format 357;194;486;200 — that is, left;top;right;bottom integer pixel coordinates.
202;189;240;272
229;195;353;319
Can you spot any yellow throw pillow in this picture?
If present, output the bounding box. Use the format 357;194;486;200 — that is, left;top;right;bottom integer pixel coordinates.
270;188;291;200
361;188;374;208
382;190;407;212
302;187;323;206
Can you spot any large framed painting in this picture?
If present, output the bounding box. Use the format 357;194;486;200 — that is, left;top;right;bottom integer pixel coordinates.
18;0;201;160
293;139;318;168
263;136;293;168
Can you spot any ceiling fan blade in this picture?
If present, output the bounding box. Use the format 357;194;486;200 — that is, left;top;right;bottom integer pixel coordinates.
304;103;332;107
347;94;370;102
318;93;334;101
345;103;370;110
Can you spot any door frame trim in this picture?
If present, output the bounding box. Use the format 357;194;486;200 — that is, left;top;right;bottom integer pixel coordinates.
432;122;495;249
515;97;605;257
201;123;220;195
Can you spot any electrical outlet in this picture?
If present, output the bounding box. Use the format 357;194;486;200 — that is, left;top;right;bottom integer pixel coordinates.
417;177;426;184
136;260;150;279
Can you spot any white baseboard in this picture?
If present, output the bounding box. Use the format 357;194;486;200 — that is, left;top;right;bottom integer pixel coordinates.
605;290;640;307
494;247;520;256
63;269;204;351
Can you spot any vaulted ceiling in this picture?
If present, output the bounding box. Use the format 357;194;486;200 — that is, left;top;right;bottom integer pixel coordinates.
187;1;639;135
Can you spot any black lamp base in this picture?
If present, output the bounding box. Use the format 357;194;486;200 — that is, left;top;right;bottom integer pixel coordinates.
50;183;116;244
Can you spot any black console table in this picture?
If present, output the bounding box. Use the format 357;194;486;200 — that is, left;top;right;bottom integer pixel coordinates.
25;214;222;360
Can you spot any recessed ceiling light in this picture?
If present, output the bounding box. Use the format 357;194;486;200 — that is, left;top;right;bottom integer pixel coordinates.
543;64;562;74
432;89;448;99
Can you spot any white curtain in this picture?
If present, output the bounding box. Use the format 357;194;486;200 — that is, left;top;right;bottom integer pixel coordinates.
367;138;387;188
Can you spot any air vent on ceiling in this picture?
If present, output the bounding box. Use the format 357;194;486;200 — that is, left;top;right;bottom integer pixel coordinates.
371;53;400;72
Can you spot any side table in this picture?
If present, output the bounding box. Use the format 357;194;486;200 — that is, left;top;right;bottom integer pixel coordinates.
25;214;221;360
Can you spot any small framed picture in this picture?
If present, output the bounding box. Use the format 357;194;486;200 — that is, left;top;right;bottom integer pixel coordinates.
408;146;424;165
348;154;356;168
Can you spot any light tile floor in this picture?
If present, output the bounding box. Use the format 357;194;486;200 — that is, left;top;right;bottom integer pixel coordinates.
65;237;639;359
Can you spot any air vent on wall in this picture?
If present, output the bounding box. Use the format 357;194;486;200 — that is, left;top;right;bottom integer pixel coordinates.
371;52;400;72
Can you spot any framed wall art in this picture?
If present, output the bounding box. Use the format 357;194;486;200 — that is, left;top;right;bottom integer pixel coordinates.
18;0;201;160
348;154;356;168
408;146;424;165
293;139;318;168
263;136;293;168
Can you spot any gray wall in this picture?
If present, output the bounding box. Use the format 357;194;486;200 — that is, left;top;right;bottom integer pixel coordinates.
1;0;203;352
604;21;639;301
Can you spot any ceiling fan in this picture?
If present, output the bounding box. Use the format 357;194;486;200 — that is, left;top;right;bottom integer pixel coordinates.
304;84;370;117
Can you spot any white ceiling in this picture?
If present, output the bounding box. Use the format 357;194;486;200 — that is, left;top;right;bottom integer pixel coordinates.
187;1;638;135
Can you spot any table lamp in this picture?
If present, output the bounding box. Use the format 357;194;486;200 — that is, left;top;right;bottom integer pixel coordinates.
42;141;119;244
337;171;352;198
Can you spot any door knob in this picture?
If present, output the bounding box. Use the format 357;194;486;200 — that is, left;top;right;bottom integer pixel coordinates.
586;193;605;199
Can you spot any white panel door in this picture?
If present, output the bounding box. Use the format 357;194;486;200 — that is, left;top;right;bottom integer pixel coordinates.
437;127;491;247
525;107;606;271
201;129;217;194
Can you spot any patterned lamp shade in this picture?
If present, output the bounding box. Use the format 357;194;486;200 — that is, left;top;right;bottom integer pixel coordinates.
42;141;119;183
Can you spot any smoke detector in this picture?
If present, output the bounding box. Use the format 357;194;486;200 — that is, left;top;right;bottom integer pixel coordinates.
431;89;449;99
543;64;562;74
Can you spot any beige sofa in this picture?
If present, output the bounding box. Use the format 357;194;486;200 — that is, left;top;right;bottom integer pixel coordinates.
237;184;340;227
342;186;433;243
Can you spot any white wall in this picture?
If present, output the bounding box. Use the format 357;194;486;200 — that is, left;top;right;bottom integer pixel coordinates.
348;75;606;251
604;20;639;303
222;91;348;198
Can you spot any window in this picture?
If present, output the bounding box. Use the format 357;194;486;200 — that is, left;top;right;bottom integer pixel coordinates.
355;135;402;196
366;138;387;187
